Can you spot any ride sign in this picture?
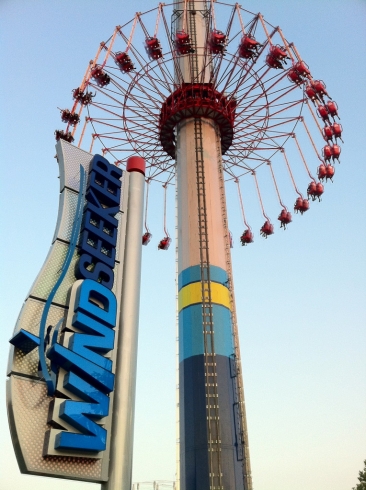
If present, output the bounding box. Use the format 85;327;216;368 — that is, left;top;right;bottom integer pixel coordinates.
7;141;129;482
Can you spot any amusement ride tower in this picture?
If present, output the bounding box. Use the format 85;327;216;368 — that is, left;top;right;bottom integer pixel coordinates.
53;1;342;488
173;3;251;489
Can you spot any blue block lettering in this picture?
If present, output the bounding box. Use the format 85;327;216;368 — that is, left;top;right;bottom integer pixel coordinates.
87;172;121;208
89;154;123;187
86;155;122;208
82;209;118;246
75;254;114;290
75;279;117;328
47;343;114;394
85;189;120;227
80;230;116;269
55;371;109;452
69;311;114;371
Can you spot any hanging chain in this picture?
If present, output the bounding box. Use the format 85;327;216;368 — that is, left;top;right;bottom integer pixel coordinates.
163;183;169;236
144;180;151;232
236;179;250;230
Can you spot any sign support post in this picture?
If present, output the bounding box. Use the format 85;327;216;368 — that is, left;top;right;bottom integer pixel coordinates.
103;156;146;490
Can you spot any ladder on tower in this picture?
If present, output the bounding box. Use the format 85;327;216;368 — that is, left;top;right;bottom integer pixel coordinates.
194;117;223;490
188;1;200;81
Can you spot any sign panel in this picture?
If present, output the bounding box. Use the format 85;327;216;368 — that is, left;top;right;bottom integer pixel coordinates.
7;140;129;482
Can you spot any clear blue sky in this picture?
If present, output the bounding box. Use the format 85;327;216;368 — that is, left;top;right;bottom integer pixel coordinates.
0;1;365;490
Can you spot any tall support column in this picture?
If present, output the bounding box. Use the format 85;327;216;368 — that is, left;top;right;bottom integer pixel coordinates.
177;115;245;490
174;1;252;489
102;157;146;490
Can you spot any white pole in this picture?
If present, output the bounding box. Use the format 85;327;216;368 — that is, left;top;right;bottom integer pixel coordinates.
103;156;146;490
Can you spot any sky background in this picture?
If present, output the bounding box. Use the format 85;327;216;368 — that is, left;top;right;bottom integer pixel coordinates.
1;1;365;489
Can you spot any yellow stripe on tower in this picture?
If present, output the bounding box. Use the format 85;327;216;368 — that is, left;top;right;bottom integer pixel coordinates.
178;281;231;312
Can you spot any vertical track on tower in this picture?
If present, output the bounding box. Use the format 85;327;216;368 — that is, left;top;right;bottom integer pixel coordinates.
216;131;253;490
190;2;223;488
194;117;223;490
188;1;200;82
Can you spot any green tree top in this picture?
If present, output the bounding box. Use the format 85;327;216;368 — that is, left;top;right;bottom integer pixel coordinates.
353;460;366;490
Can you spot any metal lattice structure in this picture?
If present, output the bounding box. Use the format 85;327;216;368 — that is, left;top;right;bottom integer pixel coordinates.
56;1;341;220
